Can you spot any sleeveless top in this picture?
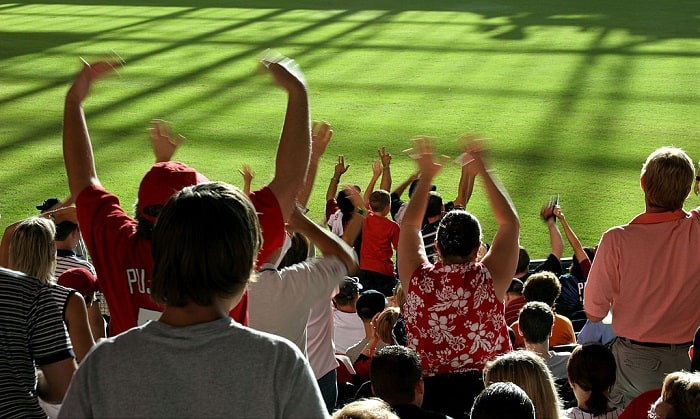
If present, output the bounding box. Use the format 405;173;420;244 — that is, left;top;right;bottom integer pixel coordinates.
404;261;511;377
50;283;77;328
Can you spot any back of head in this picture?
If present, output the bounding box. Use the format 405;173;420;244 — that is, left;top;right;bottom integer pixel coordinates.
136;161;208;236
425;191;443;219
640;146;694;211
9;217;56;284
471;382;536;419
519;301;554;345
569;247;595;280
523;271;561;307
370;345;422;406
508;278;524;296
375;307;400;344
150;181;261;307
356;290;388;322
516;246;531;276
436;209;482;260
58;268;99;305
369;190;390;213
54;221;78;242
484;350;562;419
332;397;399;419
661;371;700;418
277;232;310;269
567;343;617;416
334;277;363;308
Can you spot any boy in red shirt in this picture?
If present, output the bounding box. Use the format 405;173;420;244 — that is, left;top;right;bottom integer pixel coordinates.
358;190;400;296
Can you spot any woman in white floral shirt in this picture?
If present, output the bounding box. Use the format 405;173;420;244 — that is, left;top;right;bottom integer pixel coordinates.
397;136;520;419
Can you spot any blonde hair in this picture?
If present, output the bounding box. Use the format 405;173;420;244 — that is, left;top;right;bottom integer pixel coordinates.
660;371;700;418
332;398;399;419
375;306;400;344
484;350;563;419
640;147;694;211
393;282;406;312
8;217;56;285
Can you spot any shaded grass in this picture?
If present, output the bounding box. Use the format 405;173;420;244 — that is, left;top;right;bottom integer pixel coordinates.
1;1;699;257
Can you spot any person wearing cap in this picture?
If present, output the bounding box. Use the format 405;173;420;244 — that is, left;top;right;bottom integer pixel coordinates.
333;276;366;355
59;181;327;417
62;54;311;336
584;146;700;408
58;267;107;342
398;137;519;418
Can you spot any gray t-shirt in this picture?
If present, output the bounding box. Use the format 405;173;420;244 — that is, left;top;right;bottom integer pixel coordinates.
59;318;327;418
546;350;571;381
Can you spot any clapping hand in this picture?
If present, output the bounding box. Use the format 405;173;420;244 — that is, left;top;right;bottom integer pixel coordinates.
148;120;184;163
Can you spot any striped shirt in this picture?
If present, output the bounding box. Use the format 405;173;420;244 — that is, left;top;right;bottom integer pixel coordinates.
565;407;623;419
0;268;74;418
55;249;96;278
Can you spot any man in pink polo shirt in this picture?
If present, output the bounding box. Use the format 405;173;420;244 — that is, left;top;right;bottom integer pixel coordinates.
585;146;700;408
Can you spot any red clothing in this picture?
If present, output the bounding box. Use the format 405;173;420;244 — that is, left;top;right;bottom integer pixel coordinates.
619;388;660;419
505;295;526;326
511;314;576;348
404;262;511;377
77;185;283;335
359;213;399;276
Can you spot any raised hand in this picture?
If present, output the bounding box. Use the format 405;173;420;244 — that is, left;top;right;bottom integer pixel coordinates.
461;134;488;175
312;121;333;157
148;120;184;163
67;58;123;103
378;147;392;167
260;51;307;92
239;163;254;195
405;137;447;181
334;155;350;178
372;160;382;178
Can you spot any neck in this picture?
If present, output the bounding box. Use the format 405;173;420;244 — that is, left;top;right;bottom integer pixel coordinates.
524;341;550;359
158;295;239;327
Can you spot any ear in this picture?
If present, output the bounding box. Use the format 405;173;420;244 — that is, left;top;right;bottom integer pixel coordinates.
689;345;694;361
371;384;376;396
517;327;524;337
415;379;424;397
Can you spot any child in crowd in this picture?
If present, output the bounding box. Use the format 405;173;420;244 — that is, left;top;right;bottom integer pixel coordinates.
565;343;623;419
358;189;400;297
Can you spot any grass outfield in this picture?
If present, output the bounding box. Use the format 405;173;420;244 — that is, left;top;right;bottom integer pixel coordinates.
1;0;699;258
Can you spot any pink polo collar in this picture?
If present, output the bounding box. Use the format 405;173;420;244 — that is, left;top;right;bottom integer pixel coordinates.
630;209;689;224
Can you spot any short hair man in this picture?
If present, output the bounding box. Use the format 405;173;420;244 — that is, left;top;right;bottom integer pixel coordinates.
518;301;571;381
345;290;388;363
333;276;366;355
585;146;700;408
52;207;96;278
510;271;576;348
370;345;448;419
59;182;327;417
470;382;535;419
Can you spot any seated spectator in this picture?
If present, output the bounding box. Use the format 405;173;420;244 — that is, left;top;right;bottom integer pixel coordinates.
398;137;518;418
353;307;400;385
518;301;571;382
58;182;327;417
334;277;366;355
470;382;536;419
565;343;623;419
370;345;449;419
511;271;576;348
484;350;564;419
332;398;399;419
649;371;700;419
58;268;107;342
505;277;526;326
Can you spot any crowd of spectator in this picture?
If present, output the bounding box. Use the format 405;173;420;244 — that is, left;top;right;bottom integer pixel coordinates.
1;52;699;419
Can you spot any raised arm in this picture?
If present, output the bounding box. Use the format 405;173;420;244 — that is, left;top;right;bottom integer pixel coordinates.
397;138;444;292
261;54;311;222
326;155;349;202
148;119;183;163
239;163;254;196
287;206;358;274
554;206;589;265
364;160;382;207
695;161;700;196
453;156;477;209
542;208;564;260
471;140;520;301
63;60;121;197
297;120;333;209
391;171;418;200
379;147;392;192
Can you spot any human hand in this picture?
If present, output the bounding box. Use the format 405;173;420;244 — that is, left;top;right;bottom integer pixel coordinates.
404;137;448;180
378;147;391;167
148;120;184;163
553;206;566;221
343;186;364;208
239;163;254;184
260;51;307;92
312;121;333;158
334;155;350;178
67;57;123;103
372;160;382;177
461;134;488;175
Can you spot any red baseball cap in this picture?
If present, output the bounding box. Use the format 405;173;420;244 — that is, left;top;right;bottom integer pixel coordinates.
137;161;208;223
57;268;99;296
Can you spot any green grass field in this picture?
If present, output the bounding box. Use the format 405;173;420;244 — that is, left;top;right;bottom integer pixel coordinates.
1;0;699;257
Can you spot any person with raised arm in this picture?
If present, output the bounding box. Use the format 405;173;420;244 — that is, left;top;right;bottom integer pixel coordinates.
398;136;520;418
62;54;311;335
